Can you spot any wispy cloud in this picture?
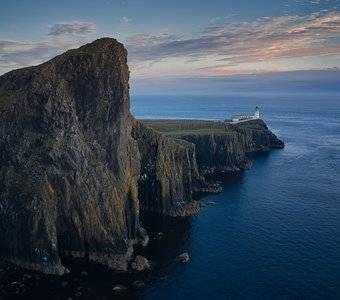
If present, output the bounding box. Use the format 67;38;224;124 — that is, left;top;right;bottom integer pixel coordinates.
0;21;97;75
126;11;340;76
130;69;340;96
0;40;31;53
1;11;339;78
121;17;133;26
48;21;96;37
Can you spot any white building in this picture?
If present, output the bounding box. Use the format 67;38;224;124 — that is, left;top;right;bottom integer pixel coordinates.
255;106;260;119
232;107;260;122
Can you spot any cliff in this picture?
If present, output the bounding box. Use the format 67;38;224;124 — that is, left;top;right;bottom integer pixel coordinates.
141;119;284;174
182;120;284;174
0;38;284;275
0;38;145;274
131;118;202;216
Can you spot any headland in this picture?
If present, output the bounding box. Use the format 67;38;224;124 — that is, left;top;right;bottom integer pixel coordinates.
0;38;284;275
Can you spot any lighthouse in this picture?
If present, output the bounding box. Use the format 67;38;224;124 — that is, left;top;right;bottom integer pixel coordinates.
255;107;260;119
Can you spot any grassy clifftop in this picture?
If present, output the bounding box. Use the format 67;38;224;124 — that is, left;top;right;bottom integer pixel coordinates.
140;119;265;137
141;119;235;136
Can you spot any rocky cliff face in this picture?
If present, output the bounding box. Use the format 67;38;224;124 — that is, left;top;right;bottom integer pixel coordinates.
172;120;284;174
131;119;202;216
0;38;284;275
0;38;145;274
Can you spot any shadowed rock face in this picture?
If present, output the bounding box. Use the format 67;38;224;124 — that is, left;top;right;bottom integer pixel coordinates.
0;38;143;274
175;120;284;174
131;119;203;216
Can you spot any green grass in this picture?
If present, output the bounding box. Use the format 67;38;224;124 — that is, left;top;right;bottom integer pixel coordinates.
141;119;237;136
0;91;16;108
236;120;265;130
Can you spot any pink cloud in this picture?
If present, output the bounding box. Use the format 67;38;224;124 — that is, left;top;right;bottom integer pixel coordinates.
126;11;340;75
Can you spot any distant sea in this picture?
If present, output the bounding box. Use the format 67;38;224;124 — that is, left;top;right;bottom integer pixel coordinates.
1;94;340;300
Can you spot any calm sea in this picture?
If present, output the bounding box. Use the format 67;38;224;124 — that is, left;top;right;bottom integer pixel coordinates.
1;94;340;300
131;94;340;300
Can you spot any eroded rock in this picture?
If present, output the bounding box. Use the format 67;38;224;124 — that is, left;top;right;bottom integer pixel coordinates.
131;255;150;271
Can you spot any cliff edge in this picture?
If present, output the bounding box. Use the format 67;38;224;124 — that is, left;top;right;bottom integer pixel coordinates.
142;119;284;174
0;38;146;274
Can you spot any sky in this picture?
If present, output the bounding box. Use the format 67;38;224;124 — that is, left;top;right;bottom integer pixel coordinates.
0;0;339;94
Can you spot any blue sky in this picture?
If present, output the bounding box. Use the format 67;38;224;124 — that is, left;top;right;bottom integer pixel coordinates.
0;0;339;94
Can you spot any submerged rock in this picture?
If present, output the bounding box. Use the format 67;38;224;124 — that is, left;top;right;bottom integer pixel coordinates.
156;232;164;240
112;285;127;292
132;280;145;288
74;291;82;297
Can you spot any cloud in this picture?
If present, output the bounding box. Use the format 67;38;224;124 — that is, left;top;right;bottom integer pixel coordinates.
130;70;340;96
209;17;220;24
121;17;133;25
126;11;340;75
0;40;31;53
0;21;97;75
48;21;96;37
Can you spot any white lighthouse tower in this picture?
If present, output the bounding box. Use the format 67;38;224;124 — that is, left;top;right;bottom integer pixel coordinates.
255;107;260;119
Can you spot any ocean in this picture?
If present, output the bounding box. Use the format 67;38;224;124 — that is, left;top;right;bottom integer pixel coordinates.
131;94;340;300
1;93;340;300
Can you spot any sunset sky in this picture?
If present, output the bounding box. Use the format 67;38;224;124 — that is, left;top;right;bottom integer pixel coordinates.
1;0;339;94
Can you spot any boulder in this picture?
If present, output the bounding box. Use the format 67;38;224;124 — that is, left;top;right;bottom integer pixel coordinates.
112;284;127;292
179;252;190;263
131;255;150;271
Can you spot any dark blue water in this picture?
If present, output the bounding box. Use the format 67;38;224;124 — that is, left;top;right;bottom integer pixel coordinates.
131;94;340;300
1;94;339;300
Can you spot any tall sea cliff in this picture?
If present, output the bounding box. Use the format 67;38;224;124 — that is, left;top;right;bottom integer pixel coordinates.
0;38;284;274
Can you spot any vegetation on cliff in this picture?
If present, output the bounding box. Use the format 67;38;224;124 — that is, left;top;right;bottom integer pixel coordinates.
141;119;236;136
142;119;284;173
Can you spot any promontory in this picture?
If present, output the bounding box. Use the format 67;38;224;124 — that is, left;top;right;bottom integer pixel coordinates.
0;38;284;274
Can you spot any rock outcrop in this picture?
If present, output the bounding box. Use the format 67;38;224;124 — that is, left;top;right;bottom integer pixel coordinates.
178;252;190;263
0;38;145;274
171;120;284;174
130;255;150;271
131;119;203;216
